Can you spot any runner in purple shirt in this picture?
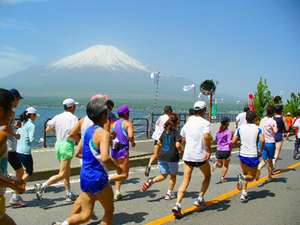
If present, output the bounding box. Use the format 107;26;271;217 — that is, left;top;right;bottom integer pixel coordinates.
212;117;232;183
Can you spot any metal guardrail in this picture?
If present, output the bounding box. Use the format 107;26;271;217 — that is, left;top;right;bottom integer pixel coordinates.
43;118;55;148
43;113;238;148
43;117;151;148
132;118;150;139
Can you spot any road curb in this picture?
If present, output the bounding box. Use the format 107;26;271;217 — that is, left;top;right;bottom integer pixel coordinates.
29;153;153;181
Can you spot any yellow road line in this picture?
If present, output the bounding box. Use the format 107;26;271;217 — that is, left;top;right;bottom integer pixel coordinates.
145;161;300;225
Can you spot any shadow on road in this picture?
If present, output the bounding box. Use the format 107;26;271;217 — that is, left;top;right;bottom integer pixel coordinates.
258;177;287;188
87;212;148;225
122;177;141;185
248;189;275;201
205;199;231;212
121;189;160;201
215;177;238;184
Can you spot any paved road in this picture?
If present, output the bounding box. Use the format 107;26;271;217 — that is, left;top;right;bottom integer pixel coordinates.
6;141;300;225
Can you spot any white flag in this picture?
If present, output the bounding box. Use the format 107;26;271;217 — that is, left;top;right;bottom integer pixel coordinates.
182;83;195;92
150;72;160;79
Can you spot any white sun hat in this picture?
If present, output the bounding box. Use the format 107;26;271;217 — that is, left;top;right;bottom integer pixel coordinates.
26;107;40;117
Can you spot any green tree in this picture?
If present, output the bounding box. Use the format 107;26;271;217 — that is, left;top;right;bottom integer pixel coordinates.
284;92;300;116
254;77;272;118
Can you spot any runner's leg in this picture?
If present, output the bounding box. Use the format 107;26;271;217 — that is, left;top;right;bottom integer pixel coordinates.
221;159;230;179
176;163;193;204
95;185;114;225
198;161;211;198
66;192;95;225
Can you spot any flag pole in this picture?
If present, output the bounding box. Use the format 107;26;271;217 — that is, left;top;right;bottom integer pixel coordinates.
193;81;196;103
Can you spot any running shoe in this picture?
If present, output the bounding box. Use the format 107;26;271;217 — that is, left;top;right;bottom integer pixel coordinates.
220;177;226;183
144;166;151;177
172;204;182;218
193;197;206;209
9;195;27;208
236;173;243;191
164;192;175;200
34;183;44;200
66;192;77;202
240;193;248;203
141;178;154;192
293;150;298;160
114;192;123;201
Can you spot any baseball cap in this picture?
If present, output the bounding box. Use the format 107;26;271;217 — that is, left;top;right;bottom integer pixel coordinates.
63;98;79;107
117;104;131;115
194;101;206;110
10;89;23;99
26;107;40;117
287;112;291;116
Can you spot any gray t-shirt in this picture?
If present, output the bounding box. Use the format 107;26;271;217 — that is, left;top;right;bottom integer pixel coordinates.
7;116;17;152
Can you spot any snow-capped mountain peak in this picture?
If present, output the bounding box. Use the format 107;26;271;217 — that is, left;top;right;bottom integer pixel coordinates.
50;45;150;72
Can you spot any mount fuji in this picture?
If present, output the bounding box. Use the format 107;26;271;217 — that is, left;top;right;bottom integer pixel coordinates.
0;45;192;99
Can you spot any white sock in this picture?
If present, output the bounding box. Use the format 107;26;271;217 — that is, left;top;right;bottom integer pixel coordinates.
62;221;69;225
12;192;17;199
115;190;120;195
41;182;48;189
242;190;247;195
167;189;172;195
66;190;71;195
176;202;181;207
198;195;204;201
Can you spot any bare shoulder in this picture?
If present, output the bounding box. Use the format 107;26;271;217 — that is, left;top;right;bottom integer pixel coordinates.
95;127;109;137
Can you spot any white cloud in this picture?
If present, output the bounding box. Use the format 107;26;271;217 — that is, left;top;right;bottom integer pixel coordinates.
0;46;38;77
0;0;46;4
0;19;34;31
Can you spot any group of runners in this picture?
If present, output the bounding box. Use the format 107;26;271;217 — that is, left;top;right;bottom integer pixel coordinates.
0;87;299;225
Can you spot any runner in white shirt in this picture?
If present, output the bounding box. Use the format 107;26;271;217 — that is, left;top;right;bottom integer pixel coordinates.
236;106;250;128
293;109;300;159
172;101;211;218
34;98;78;202
232;111;265;203
257;105;277;180
144;105;173;177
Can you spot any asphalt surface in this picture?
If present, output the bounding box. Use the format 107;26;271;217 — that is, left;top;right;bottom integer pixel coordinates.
6;141;300;225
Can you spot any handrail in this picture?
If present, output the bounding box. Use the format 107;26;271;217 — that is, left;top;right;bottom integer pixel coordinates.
43;113;238;148
132;118;150;139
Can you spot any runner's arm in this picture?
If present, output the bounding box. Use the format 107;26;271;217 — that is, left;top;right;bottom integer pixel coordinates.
75;139;83;158
259;133;265;153
45;118;55;133
68;119;82;142
96;129;121;172
203;132;212;161
127;121;136;147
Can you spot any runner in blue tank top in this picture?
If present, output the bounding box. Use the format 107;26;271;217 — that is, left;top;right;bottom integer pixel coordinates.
52;98;121;225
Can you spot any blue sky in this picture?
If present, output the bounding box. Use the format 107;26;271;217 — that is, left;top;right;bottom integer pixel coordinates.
0;0;299;97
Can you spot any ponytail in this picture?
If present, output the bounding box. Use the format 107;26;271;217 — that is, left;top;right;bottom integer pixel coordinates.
20;111;29;123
